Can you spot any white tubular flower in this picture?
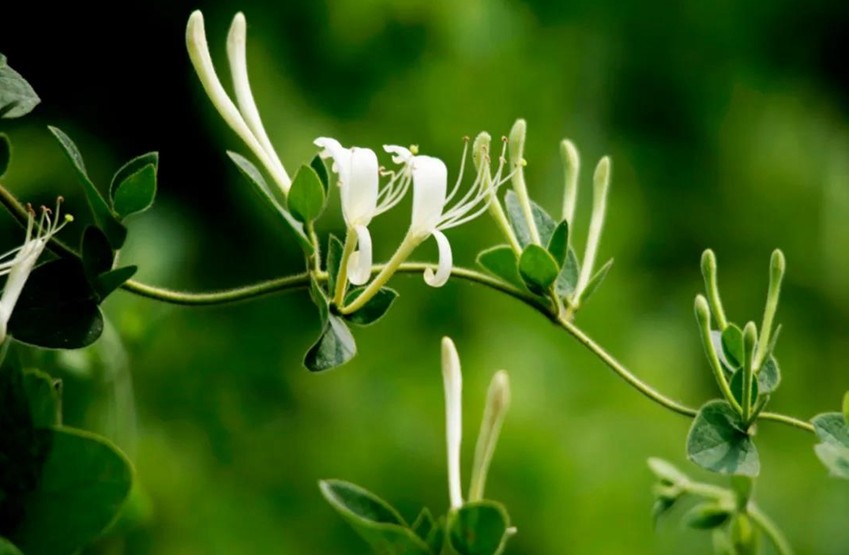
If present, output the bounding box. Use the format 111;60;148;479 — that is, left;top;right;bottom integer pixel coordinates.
186;11;291;194
0;202;72;343
441;337;464;509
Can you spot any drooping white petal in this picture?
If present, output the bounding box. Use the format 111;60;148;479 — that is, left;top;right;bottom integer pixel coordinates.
383;144;414;166
226;12;290;192
314;137;351;183
347;224;373;286
424;230;452;288
441;337;464;509
410;155;448;237
0;236;47;344
344;147;379;226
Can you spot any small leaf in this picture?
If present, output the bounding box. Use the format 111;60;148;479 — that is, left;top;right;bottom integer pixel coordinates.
683;502;732;530
518;244;559;293
651;497;676;528
729;369;759;409
757;357;781;394
319;480;430;555
721;324;745;370
227;151;313;254
411;508;435;542
9;427;133;555
555;247;580;298
343;288;399;326
503;191;557;247
0;133;10;176
0;57;40;119
22;370;61;428
95;266;137;300
304;315;356;372
309;276;330;325
326;234;344;299
813;443;849;479
287;165;326;223
647;457;689;486
477;245;524;290
47;126;126;249
80;226;114;280
686;400;760;477
7;259;103;349
447;501;511;555
109;152;159;198
311;154;330;194
579;258;613;304
546;220;569;267
811;412;849;478
111;163;157;218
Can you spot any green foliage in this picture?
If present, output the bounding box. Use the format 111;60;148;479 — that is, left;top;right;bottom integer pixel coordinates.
811;412;849;479
447;501;511;555
21;369;61;428
304;315;357;372
518;244;558;293
288;164;326;223
0;54;40;119
546;220;569;266
682;502;732;530
326;234;344;295
476;246;524;290
0;134;9;177
686;401;760;477
720;324;745;370
729;369;758;409
503;191;556;248
110;156;158;218
554;248;580;298
0;537;23;555
757;357;781;394
579;258;613;305
310;154;330;195
343;287;399;326
80;226;113;279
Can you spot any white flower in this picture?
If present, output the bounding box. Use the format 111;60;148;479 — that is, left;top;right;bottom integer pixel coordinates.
186;11;291;195
315;137;412;285
0;203;72;343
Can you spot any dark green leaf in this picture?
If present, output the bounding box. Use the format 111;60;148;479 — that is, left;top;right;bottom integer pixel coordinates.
721;324;745;370
95;266;137;300
22;370;61;428
47;126;126;249
729;369;758;409
304;315;356;372
503;190;557;247
476;245;524;290
651;497;676;528
309;277;329;325
7;259;103;349
579;258;613;304
811;413;849;478
311;154;330;195
555;247;580;298
326;234;344;298
288;165;326;223
411;508;435;542
0;57;40;119
111;164;157;218
0;134;9;177
10;428;132;555
518;244;559;293
757;356;781;394
686;400;760;476
447;501;511;555
80;226;114;280
343;288;399;326
319;480;430;555
109;152;158;200
683;502;732;530
546;220;569;266
227;151;313;254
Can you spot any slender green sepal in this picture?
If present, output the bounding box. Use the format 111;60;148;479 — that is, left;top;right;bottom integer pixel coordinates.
701;249;728;330
742;322;757;422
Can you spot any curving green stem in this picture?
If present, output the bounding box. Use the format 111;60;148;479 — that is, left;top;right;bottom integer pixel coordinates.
749;503;795;555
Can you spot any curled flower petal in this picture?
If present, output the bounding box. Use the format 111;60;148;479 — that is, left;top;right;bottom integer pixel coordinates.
424;230;452;288
441;337;464;509
383;144;414;166
347;224;373;286
410;156;448;237
314;137;351;183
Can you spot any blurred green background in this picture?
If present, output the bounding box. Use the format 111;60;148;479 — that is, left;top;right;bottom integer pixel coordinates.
2;0;849;553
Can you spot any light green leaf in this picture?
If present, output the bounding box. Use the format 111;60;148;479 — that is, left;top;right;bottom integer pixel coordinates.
555;247;580;298
0;56;40;119
811;412;849;479
729;369;759;409
326;234;344;298
476;245;524;290
447;501;511;555
757;356;781;394
686;400;760;477
288;165;326;223
22;370;61;428
683;502;732;530
304;315;356;372
546;220;569;267
319;480;430;555
112;164;157;218
721;324;745;370
518;244;559;293
227;151;313;254
503;190;557;247
47;126;127;248
0;134;9;176
578;258;613;304
343;288;399;327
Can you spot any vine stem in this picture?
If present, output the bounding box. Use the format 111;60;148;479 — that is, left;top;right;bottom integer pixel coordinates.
0;182;815;433
749;503;795;555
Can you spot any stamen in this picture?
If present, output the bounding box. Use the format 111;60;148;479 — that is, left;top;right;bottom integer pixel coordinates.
445;138;470;205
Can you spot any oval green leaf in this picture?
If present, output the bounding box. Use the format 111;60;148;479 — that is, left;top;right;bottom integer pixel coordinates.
447;501;511;555
546;220;569;266
477;245;524;290
343;288;399;327
518;244;559;292
686;400;760;477
0;57;40;119
721;324;744;370
683;502;732;530
304;315;356;372
112;163;157;218
288;165;326;223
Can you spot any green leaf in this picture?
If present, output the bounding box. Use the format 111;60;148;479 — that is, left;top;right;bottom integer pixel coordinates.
411;508;435;542
47;126;126;249
0;537;23;555
651;497;676;529
757;356;781;394
110;152;158;196
111;164;157;218
7;259;103;349
730;513;760;555
843;391;849;425
0;56;40;119
811;412;849;479
546;220;569;267
10;428;132;555
309;277;329;325
304;315;356;372
227;151;313;254
683;502;732;530
95;266;137;300
0;134;9;177
518;244;559;293
311;154;330;195
503;190;557;247
80;226;114;280
729;369;759;409
288;165;326;223
554;247;580;298
343;288;399;326
721;324;745;370
476;245;524;290
686;400;760;477
447;501;511;555
326;234;344;298
579;258;613;304
319;480;430;555
22;370;61;428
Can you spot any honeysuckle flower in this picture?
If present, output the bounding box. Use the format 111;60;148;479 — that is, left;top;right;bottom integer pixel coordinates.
186;11;291;195
0;202;72;344
314;138;412;286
